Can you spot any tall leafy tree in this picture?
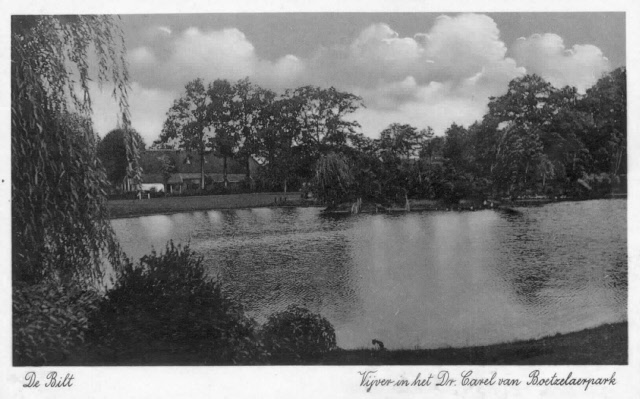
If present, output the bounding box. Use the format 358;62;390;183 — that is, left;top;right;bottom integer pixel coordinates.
373;124;427;200
442;123;473;169
12;15;132;284
208;79;238;188
257;96;306;192
344;133;382;200
581;67;626;175
97;128;145;190
256;86;364;191
231;78;276;187
487;74;556;127
420;136;445;164
480;75;557;195
491;124;546;195
378;123;430;160
159;78;212;190
543;86;593;187
286;86;363;155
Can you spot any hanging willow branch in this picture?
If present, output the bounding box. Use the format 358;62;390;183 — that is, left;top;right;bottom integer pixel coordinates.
11;15;135;285
314;152;354;204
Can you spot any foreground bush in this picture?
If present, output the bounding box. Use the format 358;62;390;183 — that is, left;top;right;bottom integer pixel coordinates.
14;243;341;365
261;305;337;363
13;281;99;366
88;243;263;364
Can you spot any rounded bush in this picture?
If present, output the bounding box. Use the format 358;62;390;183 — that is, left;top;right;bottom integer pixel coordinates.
261;305;337;363
88;242;263;364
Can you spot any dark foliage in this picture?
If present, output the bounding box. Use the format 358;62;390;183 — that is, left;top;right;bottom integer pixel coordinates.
97;128;146;188
324;70;626;204
87;243;263;364
261;305;337;363
13;281;99;366
314;152;354;205
12;15;133;285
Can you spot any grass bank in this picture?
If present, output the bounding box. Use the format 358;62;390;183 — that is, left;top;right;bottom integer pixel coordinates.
108;193;624;219
107;192;311;219
322;322;627;365
71;321;626;366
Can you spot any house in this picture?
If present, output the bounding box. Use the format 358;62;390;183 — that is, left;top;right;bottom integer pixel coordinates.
135;149;261;193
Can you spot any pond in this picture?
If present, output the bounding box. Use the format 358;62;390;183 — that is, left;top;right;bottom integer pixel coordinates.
112;199;627;350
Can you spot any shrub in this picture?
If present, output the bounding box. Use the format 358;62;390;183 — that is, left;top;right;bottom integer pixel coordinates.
13;281;99;366
88;242;263;364
261;305;337;363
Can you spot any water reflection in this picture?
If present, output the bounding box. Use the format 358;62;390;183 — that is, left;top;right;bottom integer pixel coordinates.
112;199;627;349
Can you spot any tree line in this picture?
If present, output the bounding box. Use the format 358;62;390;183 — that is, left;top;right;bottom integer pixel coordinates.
155;78;363;191
157;69;626;205
325;71;626;205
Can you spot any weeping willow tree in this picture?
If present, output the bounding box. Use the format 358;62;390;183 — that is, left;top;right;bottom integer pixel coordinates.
11;16;138;285
314;152;354;206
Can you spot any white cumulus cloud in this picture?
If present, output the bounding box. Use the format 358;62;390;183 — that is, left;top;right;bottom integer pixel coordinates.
129;27;304;91
312;14;524;136
91;14;615;142
90;82;176;146
512;33;611;93
351;79;495;137
421;14;513;82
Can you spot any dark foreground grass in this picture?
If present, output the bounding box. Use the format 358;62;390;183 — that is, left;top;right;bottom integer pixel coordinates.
107;192;309;218
321;322;627;365
71;322;626;366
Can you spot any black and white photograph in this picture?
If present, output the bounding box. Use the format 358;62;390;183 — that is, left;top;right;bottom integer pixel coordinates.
3;1;637;398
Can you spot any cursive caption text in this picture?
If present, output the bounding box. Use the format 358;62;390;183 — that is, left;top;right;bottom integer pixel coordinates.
23;371;74;388
358;369;616;392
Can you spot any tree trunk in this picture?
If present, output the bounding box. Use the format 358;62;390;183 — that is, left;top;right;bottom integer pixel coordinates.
246;155;253;191
200;153;205;190
614;147;623;175
223;156;228;188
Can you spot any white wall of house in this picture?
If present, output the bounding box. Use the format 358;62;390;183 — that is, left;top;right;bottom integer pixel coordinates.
141;183;165;192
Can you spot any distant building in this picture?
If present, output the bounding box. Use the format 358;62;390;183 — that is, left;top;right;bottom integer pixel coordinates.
127;149;260;193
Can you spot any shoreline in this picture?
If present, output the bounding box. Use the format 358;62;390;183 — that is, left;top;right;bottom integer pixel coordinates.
108;192;626;219
322;321;627;365
70;321;627;365
107;191;316;219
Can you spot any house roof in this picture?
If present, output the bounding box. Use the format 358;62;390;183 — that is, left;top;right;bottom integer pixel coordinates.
141;173;164;184
141;149;249;175
179;173;205;180
165;173;248;184
138;150;260;185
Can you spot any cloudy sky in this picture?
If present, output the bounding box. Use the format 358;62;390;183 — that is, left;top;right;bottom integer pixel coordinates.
90;13;625;145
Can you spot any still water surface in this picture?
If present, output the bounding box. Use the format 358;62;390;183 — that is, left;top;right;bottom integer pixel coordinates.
112;199;627;349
